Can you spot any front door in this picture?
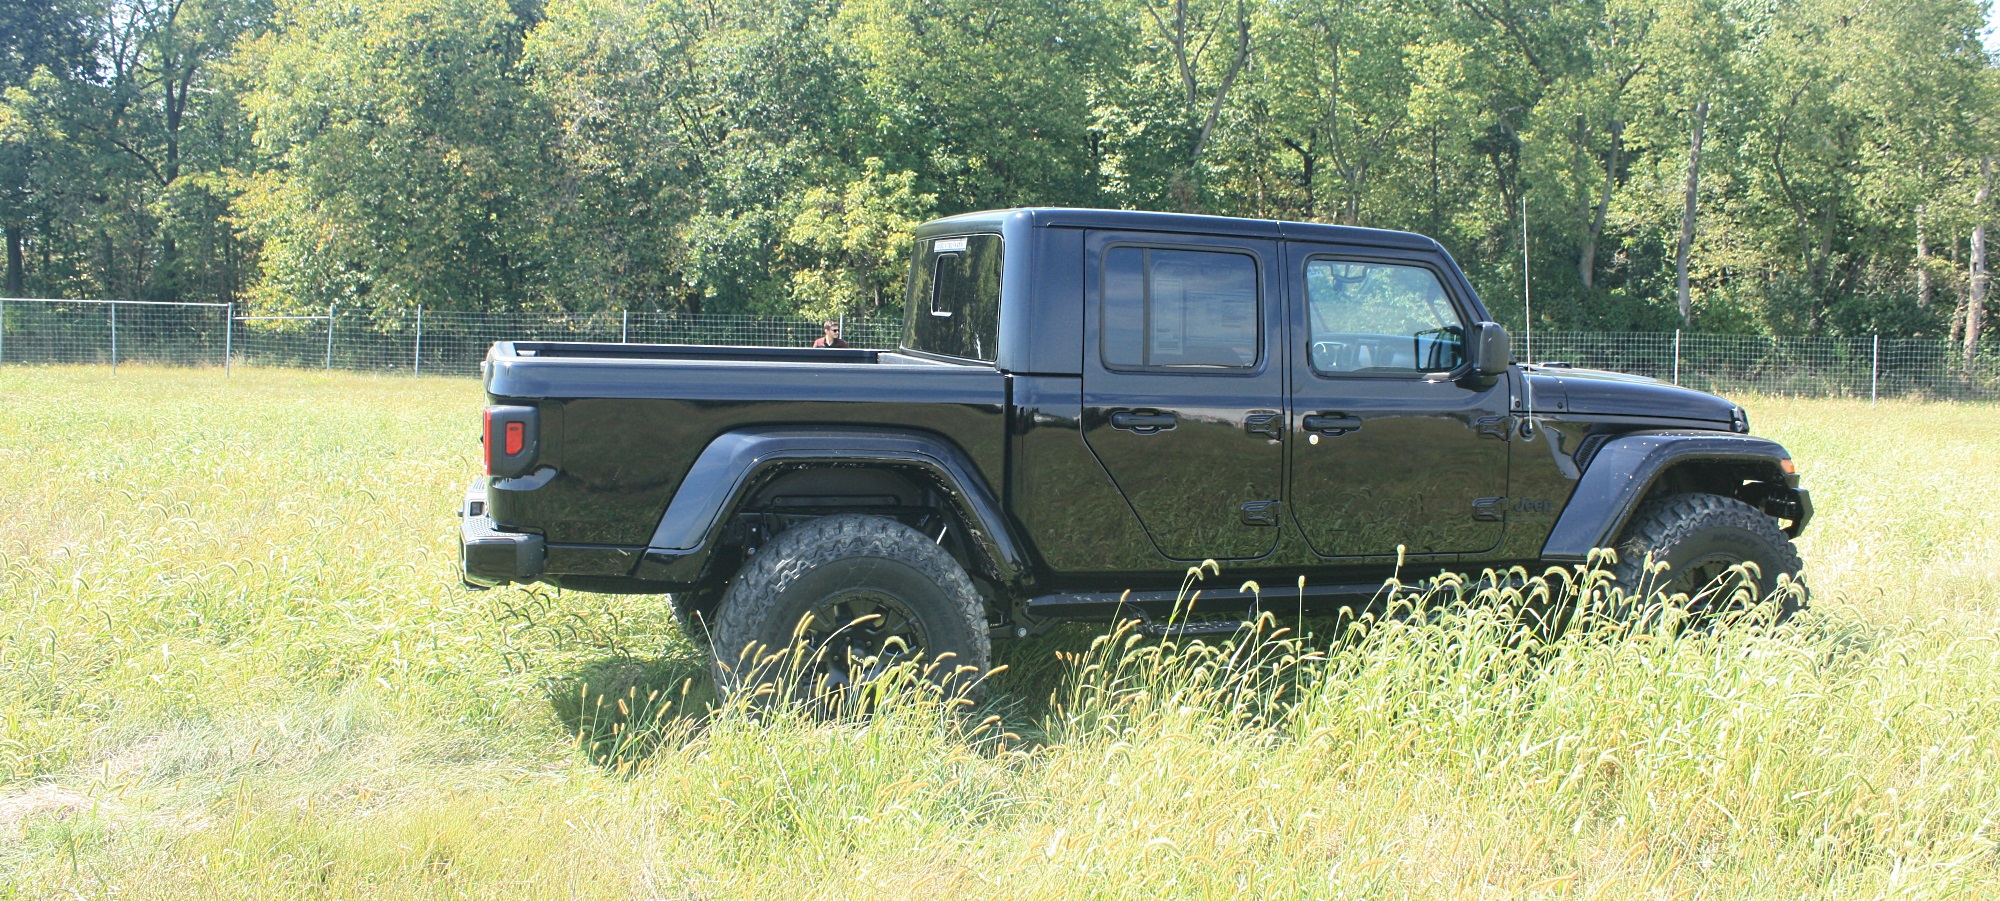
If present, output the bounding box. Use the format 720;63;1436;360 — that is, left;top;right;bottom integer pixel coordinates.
1082;231;1286;561
1285;247;1510;559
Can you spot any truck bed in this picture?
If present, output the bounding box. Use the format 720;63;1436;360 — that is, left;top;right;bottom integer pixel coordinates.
481;341;1011;552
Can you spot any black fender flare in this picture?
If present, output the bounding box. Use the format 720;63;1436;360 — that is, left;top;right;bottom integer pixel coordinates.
634;426;1029;587
1541;430;1808;563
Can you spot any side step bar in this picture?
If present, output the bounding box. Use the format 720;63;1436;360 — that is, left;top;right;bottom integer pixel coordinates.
1022;581;1397;624
1018;571;1537;636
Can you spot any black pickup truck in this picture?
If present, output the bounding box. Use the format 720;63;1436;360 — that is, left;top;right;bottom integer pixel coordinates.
461;208;1810;694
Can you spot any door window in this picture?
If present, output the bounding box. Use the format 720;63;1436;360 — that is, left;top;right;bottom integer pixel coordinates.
1304;260;1465;375
1102;247;1259;369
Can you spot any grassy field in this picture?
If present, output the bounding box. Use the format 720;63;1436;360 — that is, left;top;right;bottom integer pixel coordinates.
1;366;1996;899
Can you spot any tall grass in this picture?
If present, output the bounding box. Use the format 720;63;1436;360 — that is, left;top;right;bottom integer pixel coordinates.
0;367;1995;898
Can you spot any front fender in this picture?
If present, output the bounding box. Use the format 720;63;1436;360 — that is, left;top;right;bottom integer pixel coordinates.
633;426;1028;587
1541;430;1807;563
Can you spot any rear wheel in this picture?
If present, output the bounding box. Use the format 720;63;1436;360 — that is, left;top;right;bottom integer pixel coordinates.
709;514;989;707
1608;492;1806;627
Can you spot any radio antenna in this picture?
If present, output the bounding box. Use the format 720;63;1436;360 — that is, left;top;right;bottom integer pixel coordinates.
1518;190;1536;440
1521;192;1533;365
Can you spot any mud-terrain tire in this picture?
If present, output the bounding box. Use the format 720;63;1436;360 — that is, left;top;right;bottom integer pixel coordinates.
1608;492;1806;627
708;514;990;706
667;588;721;647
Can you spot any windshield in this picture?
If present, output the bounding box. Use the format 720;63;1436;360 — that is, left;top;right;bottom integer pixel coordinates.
902;233;1003;362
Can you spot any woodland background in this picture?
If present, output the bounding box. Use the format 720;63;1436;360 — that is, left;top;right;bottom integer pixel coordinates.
3;0;1998;352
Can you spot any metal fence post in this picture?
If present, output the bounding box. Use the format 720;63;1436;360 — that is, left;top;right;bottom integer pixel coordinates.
413;307;424;376
621;309;629;343
1672;329;1682;385
325;304;336;371
0;299;6;365
224;302;234;376
109;301;117;372
1871;334;1880;403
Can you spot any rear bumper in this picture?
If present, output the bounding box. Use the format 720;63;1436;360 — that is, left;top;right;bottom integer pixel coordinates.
460;480;545;588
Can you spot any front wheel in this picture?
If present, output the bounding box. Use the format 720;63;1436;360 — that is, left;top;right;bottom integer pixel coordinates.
1608;492;1806;627
708;514;990;707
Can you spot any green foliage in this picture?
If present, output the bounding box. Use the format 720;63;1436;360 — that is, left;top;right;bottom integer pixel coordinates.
525;0;863;313
3;0;1999;339
780;157;934;318
236;0;546;312
840;0;1115;211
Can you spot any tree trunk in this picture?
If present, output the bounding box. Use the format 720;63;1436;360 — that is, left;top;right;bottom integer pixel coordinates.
1578;119;1623;291
1808;203;1836;330
1281;137;1317;219
1915;203;1931;308
1952;273;1968;347
1968;157;1991;369
4;226;23;297
1144;0;1251;212
1675;100;1709;326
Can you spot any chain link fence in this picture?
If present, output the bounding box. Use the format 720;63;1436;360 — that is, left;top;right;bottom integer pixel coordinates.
2;297;1995;400
1524;331;2000;402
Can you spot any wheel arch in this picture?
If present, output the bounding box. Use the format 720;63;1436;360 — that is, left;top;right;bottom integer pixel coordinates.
1543;431;1807;563
634;427;1030;592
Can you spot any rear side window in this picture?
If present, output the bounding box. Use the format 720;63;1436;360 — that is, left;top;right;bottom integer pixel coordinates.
1101;247;1259;369
903;233;1003;362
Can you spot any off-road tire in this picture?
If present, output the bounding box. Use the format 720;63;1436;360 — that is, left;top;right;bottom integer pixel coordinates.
667;588;721;647
708;513;990;706
1607;492;1806;627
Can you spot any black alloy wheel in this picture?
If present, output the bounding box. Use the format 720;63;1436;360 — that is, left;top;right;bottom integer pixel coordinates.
793;587;932;693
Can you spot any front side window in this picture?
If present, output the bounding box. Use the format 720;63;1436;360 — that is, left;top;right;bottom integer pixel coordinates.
1305;260;1465;375
1102;247;1259;369
903;233;1002;362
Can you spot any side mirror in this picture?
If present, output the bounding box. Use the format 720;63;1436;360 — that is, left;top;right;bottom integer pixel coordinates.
1469;321;1511;377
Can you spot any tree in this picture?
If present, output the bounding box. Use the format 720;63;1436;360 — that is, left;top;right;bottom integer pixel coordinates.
2;0;82;297
238;0;544;313
1636;0;1740;326
528;0;862;313
839;0;1114;213
1098;0;1254;211
780;157;933;318
1252;0;1420;226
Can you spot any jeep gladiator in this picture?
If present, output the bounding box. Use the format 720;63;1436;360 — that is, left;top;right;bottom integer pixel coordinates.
460;208;1811;693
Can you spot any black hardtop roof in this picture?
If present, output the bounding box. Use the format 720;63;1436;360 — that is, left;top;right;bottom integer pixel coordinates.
916;207;1441;251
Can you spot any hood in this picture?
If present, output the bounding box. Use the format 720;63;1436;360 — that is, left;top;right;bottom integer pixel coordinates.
1523;365;1745;429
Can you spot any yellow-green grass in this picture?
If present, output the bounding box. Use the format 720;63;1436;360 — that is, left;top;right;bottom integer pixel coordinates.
0;365;1995;899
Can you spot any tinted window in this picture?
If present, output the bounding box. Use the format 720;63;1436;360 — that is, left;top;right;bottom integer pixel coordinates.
903;234;1002;362
1305;260;1464;374
1102;247;1259;369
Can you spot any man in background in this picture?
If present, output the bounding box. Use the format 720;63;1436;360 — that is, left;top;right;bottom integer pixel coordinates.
813;320;848;348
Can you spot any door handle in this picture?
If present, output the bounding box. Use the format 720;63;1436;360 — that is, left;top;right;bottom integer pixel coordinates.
1110;410;1177;433
1303;413;1363;436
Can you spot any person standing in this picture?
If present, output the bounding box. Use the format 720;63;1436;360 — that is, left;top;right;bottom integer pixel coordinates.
813;320;849;348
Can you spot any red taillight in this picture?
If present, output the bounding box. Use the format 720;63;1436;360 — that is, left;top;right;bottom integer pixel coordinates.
483;408;495;475
483;404;538;478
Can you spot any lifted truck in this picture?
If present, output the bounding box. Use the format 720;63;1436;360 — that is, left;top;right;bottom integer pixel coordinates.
461;208;1811;694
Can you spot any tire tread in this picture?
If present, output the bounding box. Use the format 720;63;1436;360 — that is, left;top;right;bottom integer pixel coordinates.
1610;491;1805;618
709;514;989;693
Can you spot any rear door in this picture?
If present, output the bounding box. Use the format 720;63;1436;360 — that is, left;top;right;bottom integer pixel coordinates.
1081;230;1286;561
1284;246;1510;559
